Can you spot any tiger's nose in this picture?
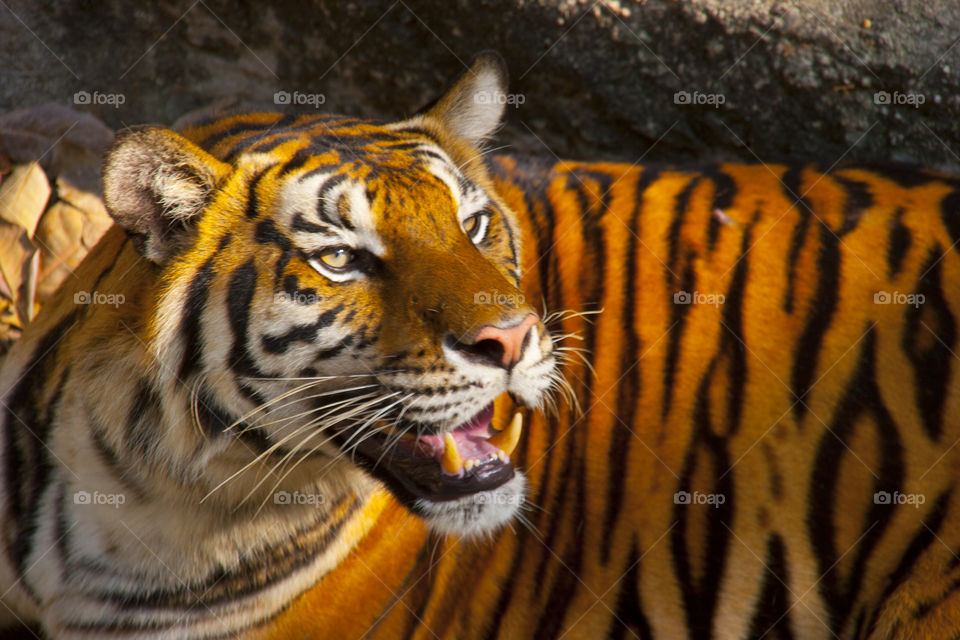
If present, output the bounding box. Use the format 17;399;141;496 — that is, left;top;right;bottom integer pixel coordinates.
460;314;539;369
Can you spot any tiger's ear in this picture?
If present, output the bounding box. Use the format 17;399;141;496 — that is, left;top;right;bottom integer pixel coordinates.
103;127;231;263
420;51;509;146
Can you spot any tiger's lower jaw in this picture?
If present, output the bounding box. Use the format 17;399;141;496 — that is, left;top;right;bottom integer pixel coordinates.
348;404;527;537
412;474;526;538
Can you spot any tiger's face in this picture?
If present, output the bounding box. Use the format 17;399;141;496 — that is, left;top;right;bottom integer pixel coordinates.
102;53;556;536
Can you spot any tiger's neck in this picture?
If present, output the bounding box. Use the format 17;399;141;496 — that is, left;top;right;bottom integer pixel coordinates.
2;227;385;632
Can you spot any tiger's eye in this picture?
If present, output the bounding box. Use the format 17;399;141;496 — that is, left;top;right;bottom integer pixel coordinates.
463;215;479;234
319;247;354;269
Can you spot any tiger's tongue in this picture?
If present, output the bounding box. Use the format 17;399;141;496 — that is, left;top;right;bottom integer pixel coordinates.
417;410;523;476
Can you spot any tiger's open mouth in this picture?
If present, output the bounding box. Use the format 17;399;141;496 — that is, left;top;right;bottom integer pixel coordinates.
350;403;523;503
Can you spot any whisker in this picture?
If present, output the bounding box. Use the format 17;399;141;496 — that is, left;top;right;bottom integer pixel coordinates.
200;391;381;503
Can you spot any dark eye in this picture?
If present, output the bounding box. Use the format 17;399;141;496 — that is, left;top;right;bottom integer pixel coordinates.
312;247;355;271
463;211;491;244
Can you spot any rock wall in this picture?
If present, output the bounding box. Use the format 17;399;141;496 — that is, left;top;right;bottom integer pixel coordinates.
1;0;958;168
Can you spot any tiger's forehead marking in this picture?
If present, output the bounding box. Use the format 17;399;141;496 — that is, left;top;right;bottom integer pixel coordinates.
278;171;386;256
273;139;491;255
416;145;491;218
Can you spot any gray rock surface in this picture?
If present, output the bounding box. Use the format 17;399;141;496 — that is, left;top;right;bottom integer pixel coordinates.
1;0;958;169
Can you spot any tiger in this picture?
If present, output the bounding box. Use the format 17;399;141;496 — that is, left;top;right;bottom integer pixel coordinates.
1;51;959;640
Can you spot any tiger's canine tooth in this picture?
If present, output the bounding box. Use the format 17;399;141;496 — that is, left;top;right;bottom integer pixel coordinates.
441;433;464;475
488;411;522;457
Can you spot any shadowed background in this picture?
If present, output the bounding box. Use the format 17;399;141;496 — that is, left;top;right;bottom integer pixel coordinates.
1;0;958;170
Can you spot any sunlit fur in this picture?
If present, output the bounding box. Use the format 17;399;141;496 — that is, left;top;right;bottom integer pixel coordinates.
2;54;960;639
261;159;960;639
0;55;559;638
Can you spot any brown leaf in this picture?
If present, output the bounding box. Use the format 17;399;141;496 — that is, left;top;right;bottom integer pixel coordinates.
0;224;33;301
0;163;51;238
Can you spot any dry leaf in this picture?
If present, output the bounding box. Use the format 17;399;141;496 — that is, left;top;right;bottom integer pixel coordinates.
0;224;34;301
0;163;51;238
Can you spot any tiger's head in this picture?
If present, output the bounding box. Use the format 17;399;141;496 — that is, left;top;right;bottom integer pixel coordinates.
101;53;556;537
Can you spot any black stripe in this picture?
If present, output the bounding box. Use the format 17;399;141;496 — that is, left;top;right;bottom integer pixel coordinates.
282;274;318;304
716;210;756;438
314;174;350;227
808;327;904;630
671;368;734;639
194;386;235;439
72;494;360;617
291;212;329;234
533;169;608;639
661;176;701;420
178;234;230;380
254;218;293;251
226;259;269;378
608;540;655;640
871;491;951;627
941;188;960;250
662;259;695;421
88;420;148;502
902;248;956;440
277;147;315;176
3;311;77;598
832;175;873;236
196;115;292;151
124;381;164;456
601;167;660;564
312;334;354;360
747;535;796;640
261;304;344;355
862;164;941;188
886;207;912;278
244;168;270;219
705;168;737;253
13;364;71;597
790;222;840;422
782;165;813;314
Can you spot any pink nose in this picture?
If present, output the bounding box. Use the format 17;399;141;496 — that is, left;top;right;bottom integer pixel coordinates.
472;314;539;368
